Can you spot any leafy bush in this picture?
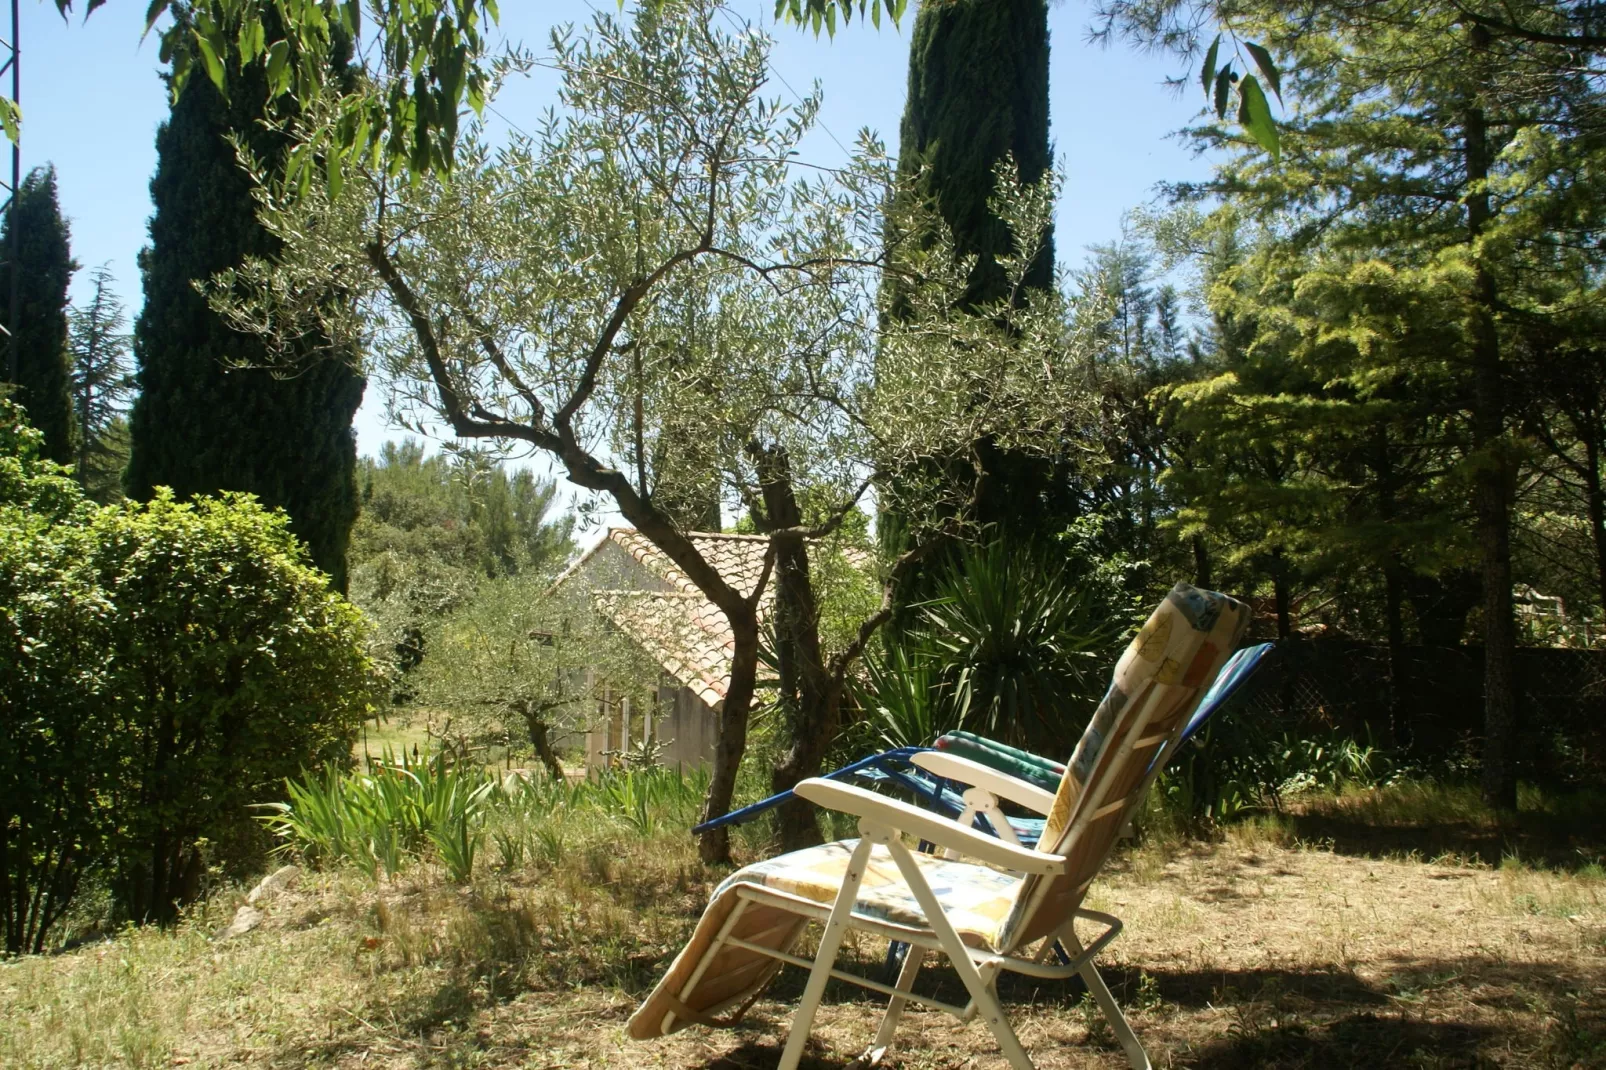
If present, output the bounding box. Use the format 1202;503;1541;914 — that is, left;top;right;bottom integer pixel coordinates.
85;491;383;922
0;401;383;946
921;541;1122;751
1159;708;1395;823
0;407;110;954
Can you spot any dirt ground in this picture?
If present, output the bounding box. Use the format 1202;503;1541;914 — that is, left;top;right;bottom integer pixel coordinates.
493;838;1606;1069
6;824;1603;1069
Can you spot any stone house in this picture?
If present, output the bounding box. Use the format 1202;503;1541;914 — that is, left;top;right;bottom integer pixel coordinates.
550;528;779;772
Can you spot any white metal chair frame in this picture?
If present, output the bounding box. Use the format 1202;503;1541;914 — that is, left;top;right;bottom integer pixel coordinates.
661;689;1183;1070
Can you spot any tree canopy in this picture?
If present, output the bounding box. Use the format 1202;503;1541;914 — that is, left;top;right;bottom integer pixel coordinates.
208;0;1098;857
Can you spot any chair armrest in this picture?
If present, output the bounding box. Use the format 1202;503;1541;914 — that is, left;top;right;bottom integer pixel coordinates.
910;751;1058;816
794;777;1066;876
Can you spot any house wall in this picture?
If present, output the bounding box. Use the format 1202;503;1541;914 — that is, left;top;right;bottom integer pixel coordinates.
584;676;720;773
573;536;721;773
654;683;721;771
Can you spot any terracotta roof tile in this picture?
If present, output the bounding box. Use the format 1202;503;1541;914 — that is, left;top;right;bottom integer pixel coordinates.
607;529;776;601
563;528;867;707
592;590;732;709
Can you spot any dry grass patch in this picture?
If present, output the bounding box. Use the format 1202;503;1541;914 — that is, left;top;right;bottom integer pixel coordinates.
4;822;1603;1068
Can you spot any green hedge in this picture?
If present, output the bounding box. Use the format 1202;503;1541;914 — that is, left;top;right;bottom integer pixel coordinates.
0;401;383;951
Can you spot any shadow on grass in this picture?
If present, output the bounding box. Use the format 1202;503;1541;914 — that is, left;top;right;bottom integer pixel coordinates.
694;1036;849;1069
1281;806;1606;870
1184;1013;1497;1069
684;955;1602;1069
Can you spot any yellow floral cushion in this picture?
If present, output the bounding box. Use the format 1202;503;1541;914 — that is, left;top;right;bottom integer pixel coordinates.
718;839;1022;950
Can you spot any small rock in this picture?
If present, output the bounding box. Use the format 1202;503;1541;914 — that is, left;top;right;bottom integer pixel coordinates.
245;864;300;906
216;905;264;940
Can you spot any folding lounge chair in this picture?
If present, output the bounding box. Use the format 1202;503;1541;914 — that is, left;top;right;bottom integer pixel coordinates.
628;582;1252;1070
691;641;1274;850
940;641;1273;849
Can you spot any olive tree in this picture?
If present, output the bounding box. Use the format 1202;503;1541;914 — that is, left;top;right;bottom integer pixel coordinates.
212;0;1097;859
414;572;664;780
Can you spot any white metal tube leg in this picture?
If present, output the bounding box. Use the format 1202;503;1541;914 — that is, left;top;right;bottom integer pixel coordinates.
868;943;924;1058
1065;931;1151;1070
777;837;875;1070
881;832;1036;1070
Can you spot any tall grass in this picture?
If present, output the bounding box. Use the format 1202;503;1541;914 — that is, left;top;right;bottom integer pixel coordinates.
260;752;711;882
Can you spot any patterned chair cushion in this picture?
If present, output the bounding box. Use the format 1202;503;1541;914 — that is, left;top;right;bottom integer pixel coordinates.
719;839;1022;951
997;582;1250;950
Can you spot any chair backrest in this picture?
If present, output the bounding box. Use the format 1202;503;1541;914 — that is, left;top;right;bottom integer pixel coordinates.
995;583;1250;952
1177;641;1273;748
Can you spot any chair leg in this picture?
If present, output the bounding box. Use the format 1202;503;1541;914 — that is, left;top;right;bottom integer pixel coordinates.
881;834;1036;1070
1066;933;1152;1070
777;837;874;1070
866;943;924;1060
955;963;1035;1070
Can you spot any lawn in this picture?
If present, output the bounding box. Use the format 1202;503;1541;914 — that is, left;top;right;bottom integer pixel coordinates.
3;785;1603;1069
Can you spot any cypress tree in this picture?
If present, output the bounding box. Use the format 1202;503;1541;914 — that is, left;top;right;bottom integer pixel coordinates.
887;0;1061;556
68;265;136;504
895;0;1054;309
1;166;79;466
125;28;365;592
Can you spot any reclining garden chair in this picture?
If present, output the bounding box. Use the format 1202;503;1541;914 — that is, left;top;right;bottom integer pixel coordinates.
691;643;1272;849
628;582;1251;1070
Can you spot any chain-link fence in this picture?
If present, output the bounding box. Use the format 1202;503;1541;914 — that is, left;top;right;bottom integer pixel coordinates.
1231;640;1606;786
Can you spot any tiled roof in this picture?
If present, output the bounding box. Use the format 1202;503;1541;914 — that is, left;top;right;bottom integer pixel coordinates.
592;590;733;709
607;529;777;601
561;528;867;707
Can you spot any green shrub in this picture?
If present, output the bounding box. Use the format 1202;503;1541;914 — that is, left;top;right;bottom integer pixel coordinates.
85;490;382;922
1159;710;1394;824
0;405;111;954
0;401;383;945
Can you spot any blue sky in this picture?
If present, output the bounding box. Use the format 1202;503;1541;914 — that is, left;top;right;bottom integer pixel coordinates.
18;0;1213;463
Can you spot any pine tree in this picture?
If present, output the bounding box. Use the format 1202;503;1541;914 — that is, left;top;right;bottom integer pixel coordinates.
68;265;135;503
1165;0;1606;803
0;166;79;466
125;19;365;592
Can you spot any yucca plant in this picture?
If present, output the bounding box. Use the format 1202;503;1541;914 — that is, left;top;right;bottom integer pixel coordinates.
919;541;1122;753
849;633;956;749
